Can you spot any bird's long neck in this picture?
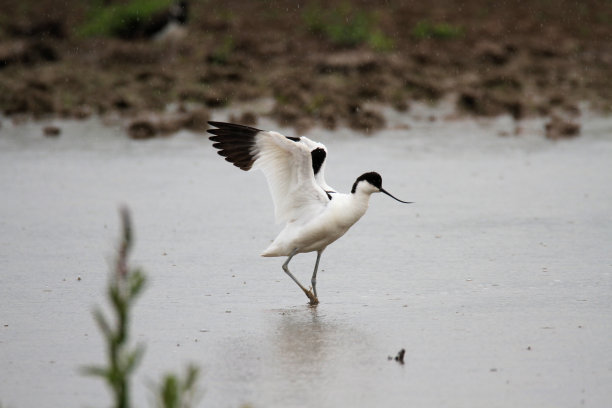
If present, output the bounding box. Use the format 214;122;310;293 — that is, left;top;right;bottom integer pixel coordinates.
326;182;374;230
334;190;371;227
351;188;373;209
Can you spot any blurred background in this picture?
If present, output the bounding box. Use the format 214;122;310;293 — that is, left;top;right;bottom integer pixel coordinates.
1;0;611;137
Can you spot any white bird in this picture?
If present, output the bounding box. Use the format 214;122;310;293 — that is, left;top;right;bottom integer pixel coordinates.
207;121;411;305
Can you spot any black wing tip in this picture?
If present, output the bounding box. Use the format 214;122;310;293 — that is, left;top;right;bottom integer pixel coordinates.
208;121;259;172
207;121;305;144
207;121;262;133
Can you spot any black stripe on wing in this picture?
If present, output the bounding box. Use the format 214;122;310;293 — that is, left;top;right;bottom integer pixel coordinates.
311;148;326;175
207;121;304;172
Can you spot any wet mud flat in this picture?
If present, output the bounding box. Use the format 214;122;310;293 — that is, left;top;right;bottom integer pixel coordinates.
1;110;611;407
1;0;611;136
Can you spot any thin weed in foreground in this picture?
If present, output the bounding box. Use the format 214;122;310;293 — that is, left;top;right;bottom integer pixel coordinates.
82;207;201;408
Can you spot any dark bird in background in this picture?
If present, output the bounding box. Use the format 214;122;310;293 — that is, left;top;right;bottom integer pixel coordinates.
116;0;189;40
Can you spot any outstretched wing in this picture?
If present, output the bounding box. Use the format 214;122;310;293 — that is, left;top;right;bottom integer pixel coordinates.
207;121;330;224
206;121;336;193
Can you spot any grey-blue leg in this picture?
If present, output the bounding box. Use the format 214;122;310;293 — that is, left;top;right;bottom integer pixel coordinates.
311;250;323;298
282;248;319;305
282;249;308;292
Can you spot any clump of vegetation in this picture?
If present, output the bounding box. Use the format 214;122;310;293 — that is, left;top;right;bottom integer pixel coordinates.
303;3;394;51
83;207;201;408
78;0;174;37
153;365;201;408
412;20;464;40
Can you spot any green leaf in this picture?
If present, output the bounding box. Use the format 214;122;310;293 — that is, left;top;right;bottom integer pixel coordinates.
81;365;110;379
93;308;112;339
161;375;180;408
129;269;147;298
182;365;200;392
124;344;146;374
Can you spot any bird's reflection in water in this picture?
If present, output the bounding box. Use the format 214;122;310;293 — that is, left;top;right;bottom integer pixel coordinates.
268;306;362;380
248;305;384;407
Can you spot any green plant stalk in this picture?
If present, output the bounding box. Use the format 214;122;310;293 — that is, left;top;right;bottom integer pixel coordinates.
83;207;201;408
83;207;146;408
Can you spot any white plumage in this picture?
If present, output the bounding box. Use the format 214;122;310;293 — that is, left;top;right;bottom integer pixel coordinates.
253;131;329;224
208;121;411;305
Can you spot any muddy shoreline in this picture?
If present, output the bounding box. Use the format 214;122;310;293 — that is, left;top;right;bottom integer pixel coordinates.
1;0;611;138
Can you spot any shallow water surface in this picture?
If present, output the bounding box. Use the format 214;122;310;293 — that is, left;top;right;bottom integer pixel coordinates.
1;112;611;407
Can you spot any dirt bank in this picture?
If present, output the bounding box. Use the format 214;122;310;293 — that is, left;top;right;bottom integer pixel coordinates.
1;0;611;136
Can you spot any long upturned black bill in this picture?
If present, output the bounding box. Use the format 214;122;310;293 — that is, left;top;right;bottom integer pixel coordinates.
380;187;413;204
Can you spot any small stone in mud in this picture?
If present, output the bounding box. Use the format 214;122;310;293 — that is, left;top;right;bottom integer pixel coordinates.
545;115;581;140
43;125;60;137
392;98;409;112
127;118;157;139
458;90;508;117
